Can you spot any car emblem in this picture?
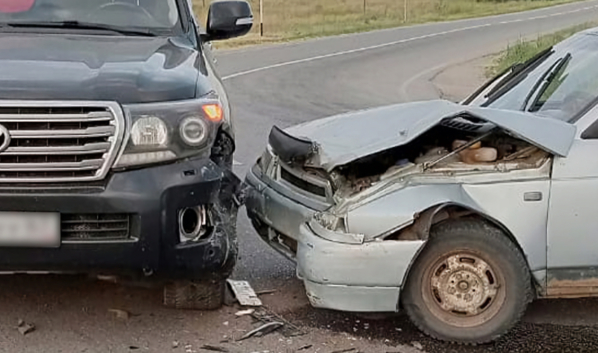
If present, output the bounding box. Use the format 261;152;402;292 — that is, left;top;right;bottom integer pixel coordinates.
0;125;12;153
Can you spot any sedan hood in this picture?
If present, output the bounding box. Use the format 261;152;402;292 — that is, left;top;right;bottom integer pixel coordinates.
276;100;576;171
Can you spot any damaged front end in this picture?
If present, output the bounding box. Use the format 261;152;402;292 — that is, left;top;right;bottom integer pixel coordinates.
266;100;573;241
245;99;575;312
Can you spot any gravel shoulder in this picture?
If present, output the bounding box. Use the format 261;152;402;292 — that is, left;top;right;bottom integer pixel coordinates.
430;55;492;102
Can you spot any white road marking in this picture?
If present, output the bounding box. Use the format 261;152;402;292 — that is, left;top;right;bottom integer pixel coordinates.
221;4;598;81
216;0;592;56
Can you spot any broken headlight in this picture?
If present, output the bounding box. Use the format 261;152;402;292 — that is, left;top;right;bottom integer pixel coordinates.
114;99;224;168
311;212;365;244
314;212;347;232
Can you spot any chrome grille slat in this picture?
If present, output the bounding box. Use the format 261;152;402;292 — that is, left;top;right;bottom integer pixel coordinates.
0;101;125;183
10;126;116;139
0;159;103;171
4;143;111;155
0;112;113;122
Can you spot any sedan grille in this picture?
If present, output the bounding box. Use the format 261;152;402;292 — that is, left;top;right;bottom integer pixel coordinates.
280;167;327;197
61;214;132;241
0;101;125;182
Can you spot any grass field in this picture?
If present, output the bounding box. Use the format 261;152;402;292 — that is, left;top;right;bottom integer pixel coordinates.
486;21;597;77
192;0;583;48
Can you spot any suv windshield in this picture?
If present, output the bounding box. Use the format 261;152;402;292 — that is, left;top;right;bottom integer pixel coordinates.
471;32;598;122
0;0;182;33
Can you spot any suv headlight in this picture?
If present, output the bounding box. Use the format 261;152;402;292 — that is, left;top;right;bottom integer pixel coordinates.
114;99;223;168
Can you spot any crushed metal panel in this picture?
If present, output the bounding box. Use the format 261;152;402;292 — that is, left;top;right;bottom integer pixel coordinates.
226;279;263;306
284;100;461;171
281;99;575;171
459;106;576;157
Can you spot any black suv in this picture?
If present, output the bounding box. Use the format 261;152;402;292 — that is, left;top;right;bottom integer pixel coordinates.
0;0;252;309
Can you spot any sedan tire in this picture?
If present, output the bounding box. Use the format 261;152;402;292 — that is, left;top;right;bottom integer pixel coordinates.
402;219;532;344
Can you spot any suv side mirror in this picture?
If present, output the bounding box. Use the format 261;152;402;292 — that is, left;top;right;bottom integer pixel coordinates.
204;0;253;42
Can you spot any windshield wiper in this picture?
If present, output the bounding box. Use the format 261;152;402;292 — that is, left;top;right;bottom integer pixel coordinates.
481;47;555;107
526;52;572;112
4;21;156;37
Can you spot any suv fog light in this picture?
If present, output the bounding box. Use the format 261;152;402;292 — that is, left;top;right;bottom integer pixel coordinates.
179;206;208;242
179;116;208;146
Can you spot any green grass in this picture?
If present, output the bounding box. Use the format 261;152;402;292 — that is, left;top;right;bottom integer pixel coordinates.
486;22;597;77
191;0;583;48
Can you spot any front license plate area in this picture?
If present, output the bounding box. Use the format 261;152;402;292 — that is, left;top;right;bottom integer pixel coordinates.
0;212;60;247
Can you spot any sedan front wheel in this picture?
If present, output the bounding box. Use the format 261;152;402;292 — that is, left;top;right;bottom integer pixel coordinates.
402;219;532;344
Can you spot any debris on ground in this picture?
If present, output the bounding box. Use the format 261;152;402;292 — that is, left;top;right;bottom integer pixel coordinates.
199;345;229;352
251;307;305;338
226;280;262;306
297;345;313;351
235;309;255;317
172;341;179;349
17;319;35;335
330;348;357;353
108;308;130;320
237;322;284;341
255;289;277;295
411;341;423;350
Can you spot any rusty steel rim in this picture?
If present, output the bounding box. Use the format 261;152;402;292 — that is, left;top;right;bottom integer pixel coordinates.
421;251;506;328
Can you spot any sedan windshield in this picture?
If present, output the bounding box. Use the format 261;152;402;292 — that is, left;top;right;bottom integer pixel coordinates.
472;32;598;122
0;0;182;33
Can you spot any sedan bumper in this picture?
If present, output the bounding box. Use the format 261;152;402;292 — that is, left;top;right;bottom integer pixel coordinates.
297;223;425;313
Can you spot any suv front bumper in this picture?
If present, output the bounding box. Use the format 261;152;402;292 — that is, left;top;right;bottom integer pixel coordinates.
0;158;240;280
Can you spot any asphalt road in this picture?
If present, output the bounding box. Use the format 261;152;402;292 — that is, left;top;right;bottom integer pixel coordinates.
221;0;598;285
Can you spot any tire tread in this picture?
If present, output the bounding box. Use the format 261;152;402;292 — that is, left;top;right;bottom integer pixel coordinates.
403;219;532;345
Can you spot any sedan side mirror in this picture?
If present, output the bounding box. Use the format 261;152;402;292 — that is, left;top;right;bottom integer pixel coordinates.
203;0;253;42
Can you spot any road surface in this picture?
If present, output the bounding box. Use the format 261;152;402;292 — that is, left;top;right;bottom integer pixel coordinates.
5;2;598;352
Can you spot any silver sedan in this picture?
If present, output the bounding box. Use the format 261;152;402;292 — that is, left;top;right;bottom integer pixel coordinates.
245;26;598;344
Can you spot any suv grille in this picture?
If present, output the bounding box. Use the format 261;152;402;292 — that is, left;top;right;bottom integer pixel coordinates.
0;101;125;182
62;214;132;241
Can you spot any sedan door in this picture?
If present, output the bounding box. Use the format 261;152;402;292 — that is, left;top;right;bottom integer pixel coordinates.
547;106;598;297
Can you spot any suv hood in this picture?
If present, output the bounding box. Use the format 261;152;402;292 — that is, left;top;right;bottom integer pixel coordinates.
0;33;208;103
275;100;576;171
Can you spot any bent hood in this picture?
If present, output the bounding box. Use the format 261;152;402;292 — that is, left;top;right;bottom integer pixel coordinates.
276;99;576;171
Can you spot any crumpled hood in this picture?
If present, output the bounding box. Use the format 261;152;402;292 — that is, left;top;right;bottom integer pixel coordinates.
282;100;576;171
